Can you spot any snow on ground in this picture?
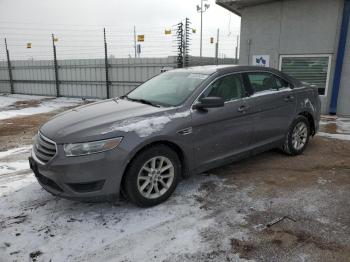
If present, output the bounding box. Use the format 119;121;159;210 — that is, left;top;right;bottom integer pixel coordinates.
318;117;350;140
317;132;350;141
0;148;245;262
0;161;29;175
0;94;49;108
0;146;31;176
0;146;32;159
0;94;88;120
337;118;350;134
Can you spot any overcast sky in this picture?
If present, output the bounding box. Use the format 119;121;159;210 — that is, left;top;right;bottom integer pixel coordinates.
0;0;240;60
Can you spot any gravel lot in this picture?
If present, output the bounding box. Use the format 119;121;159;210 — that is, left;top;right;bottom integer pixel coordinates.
0;94;349;262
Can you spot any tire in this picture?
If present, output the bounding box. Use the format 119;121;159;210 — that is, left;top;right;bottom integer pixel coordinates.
282;115;310;156
123;145;181;207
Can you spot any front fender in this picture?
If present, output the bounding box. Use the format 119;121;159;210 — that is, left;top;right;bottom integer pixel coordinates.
123;134;195;175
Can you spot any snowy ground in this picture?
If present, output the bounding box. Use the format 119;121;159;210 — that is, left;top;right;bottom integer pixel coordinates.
0;94;91;120
0;169;244;262
0;94;350;262
318;117;350;141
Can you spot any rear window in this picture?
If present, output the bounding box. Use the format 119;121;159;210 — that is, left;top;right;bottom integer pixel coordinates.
246;72;291;93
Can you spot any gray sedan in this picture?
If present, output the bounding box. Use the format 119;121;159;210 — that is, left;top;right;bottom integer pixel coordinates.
29;65;321;207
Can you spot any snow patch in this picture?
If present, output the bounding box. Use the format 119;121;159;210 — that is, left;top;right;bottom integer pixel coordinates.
0;146;32;159
336;118;350;134
317;177;330;185
0;146;32;180
0;94;49;108
317;132;350;141
0;96;89;120
0;161;29;175
320;117;350;134
108;111;190;137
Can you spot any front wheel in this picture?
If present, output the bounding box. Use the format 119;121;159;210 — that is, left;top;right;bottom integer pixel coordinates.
123;145;181;207
283;115;310;156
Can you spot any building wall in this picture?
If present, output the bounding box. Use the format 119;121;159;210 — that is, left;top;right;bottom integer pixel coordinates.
239;0;344;114
337;18;350;116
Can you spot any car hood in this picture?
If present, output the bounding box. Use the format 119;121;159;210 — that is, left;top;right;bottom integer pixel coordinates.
40;98;173;143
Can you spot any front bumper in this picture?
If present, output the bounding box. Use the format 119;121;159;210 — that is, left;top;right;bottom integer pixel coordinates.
29;145;129;202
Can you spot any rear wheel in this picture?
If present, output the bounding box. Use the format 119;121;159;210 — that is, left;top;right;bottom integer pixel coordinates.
124;145;181;207
283;115;310;156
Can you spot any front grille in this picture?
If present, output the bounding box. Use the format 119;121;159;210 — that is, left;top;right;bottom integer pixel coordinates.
34;133;57;164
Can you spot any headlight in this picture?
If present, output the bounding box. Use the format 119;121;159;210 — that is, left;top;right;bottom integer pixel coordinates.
64;137;123;157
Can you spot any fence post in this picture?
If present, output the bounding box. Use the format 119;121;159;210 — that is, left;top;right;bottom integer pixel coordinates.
52;34;60;97
104;28;110;99
4;38;14;94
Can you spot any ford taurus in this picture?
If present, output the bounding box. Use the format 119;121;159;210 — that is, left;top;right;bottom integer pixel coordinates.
29;65;321;207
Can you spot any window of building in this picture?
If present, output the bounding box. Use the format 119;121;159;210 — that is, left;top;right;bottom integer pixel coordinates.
202;74;243;102
246;72;291;93
279;55;331;96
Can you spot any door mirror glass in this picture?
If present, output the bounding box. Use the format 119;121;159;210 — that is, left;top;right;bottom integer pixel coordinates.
193;96;224;110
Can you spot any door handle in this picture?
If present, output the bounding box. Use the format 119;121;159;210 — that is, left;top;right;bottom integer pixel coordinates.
284;95;295;102
238;105;249;113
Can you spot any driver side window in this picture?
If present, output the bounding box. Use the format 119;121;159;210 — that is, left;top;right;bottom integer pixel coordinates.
201;74;243;102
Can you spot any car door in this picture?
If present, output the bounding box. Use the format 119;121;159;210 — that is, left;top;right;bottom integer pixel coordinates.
191;73;253;171
243;72;296;147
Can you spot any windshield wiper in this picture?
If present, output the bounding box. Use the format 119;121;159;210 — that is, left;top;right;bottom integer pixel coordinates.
122;96;160;107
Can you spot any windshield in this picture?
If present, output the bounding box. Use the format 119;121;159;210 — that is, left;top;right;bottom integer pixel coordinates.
126;71;209;106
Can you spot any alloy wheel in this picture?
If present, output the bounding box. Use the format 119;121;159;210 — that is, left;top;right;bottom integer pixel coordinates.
137;156;175;199
291;121;308;150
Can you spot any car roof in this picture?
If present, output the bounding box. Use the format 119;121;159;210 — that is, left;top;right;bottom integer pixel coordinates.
173;65;238;74
172;65;301;85
173;65;280;74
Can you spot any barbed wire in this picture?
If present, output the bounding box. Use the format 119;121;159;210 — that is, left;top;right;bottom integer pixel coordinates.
0;21;240;61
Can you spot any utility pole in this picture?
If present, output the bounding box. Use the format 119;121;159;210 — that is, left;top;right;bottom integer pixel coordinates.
235;35;239;64
133;26;137;58
52;34;60;97
196;0;210;59
200;0;203;58
103;28;110;99
4;38;14;94
215;28;220;65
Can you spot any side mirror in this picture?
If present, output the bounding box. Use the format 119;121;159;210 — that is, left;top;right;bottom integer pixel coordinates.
193;96;224;110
